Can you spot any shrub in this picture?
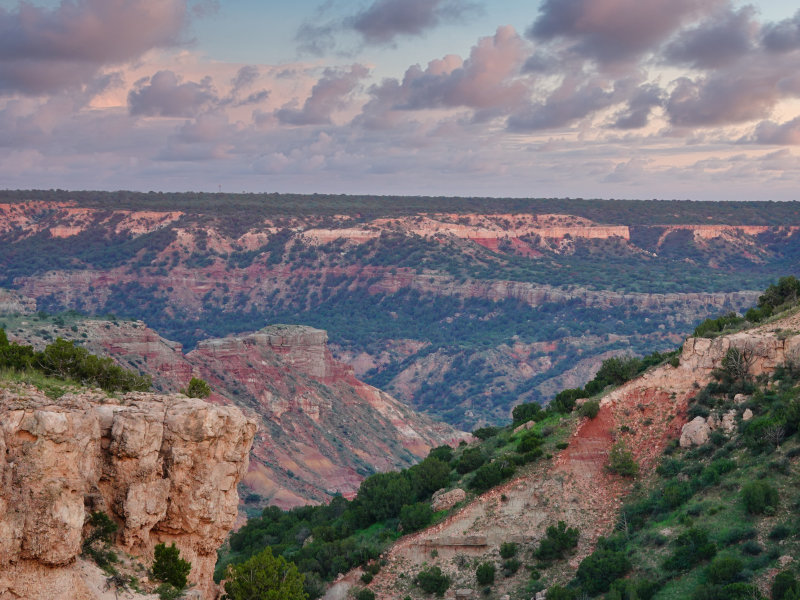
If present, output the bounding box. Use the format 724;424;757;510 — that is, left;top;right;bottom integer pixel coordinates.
518;431;543;453
499;542;518;559
576;546;631;595
535;521;579;562
549;388;587;414
502;558;521;576
706;555;743;584
223;547;306;600
455;448;485;474
546;585;576;600
361;572;373;584
772;571;799;600
469;461;514;493
663;528;716;572
607;442;639;477
512;402;545;424
155;584;182;600
400;502;433;533
741;481;779;515
356;589;376;600
427;445;454;464
152;543;191;590
415;566;450;596
475;562;495;586
182;377;211;398
579;400;600;419
472;426;501;440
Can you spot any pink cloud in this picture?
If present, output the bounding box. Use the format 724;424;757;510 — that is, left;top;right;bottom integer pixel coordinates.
0;0;189;95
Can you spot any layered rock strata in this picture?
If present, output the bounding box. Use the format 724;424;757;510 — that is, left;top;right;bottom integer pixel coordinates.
0;387;256;600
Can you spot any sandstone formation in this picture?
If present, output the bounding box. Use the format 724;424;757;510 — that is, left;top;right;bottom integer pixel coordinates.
0;386;256;600
6;317;465;509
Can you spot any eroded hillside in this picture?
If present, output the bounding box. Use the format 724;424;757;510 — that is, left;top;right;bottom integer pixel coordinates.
349;310;800;599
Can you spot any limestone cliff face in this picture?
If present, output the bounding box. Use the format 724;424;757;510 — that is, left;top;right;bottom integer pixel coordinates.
0;387;256;600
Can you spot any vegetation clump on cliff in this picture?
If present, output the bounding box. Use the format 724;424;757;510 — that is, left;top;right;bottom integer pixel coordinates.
0;328;150;394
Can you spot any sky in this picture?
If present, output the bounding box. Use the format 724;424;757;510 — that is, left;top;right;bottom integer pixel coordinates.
1;0;800;201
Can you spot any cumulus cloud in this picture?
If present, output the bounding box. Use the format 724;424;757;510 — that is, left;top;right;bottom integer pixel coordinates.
527;0;723;64
753;117;800;145
662;6;757;69
0;0;189;95
507;76;632;132
350;0;480;45
356;26;528;128
762;10;800;52
128;70;216;117
611;84;663;129
296;0;481;54
276;64;369;125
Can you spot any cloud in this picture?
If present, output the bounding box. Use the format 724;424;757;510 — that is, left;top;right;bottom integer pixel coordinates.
350;0;480;45
296;0;481;54
662;6;757;69
527;0;723;64
128;70;216;117
762;10;800;52
507;76;636;132
0;0;189;95
356;26;529;128
611;84;663;129
753;117;800;145
276;64;369;125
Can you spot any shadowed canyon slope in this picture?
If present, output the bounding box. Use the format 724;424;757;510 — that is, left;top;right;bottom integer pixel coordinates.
2;193;798;427
2;312;463;508
0;387;256;600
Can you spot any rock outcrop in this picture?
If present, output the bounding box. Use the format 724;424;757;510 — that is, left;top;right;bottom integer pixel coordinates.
680;416;711;447
6;317;465;509
0;386;256;600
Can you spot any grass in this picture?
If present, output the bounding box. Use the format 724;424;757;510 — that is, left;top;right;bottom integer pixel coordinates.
0;367;83;399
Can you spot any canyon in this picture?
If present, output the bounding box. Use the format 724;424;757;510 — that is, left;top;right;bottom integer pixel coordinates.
2;309;463;508
2;195;792;429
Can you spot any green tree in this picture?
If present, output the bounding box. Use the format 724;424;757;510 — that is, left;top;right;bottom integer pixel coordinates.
415;566;450;596
400;502;433;533
535;521;579;561
476;562;495;585
223;547;307;600
152;543;191;590
183;377;211;398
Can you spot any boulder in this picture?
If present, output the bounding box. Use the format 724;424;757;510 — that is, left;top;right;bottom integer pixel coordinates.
743;408;754;421
720;410;736;434
431;488;467;512
733;394;750;404
680;416;710;447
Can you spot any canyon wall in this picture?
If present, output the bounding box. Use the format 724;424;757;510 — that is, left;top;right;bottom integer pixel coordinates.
0;387;256;600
